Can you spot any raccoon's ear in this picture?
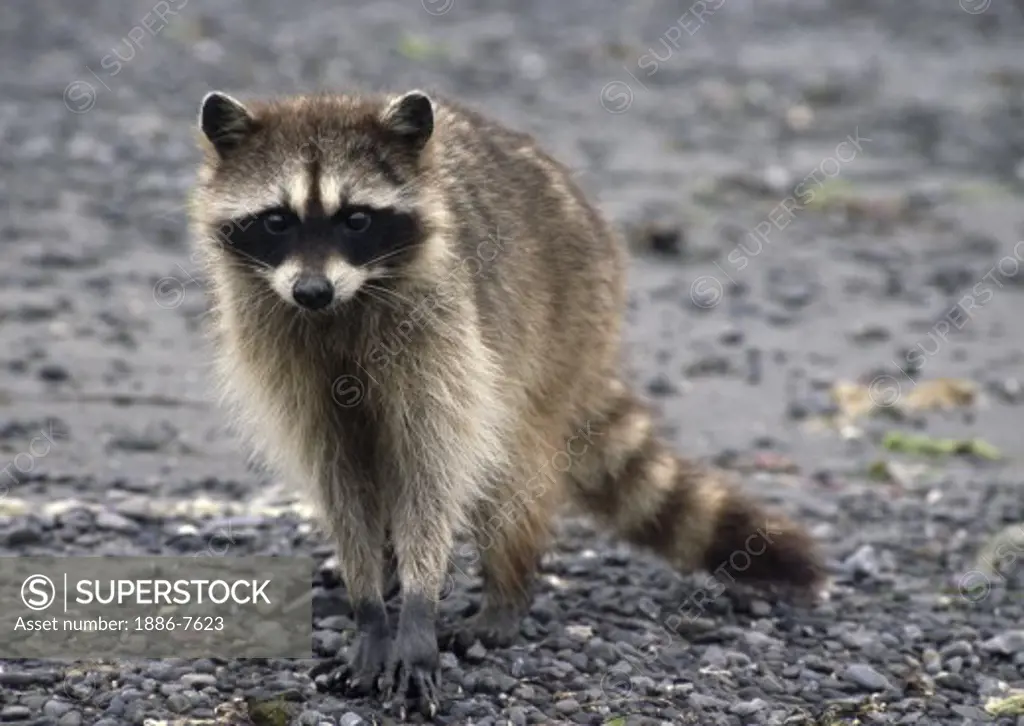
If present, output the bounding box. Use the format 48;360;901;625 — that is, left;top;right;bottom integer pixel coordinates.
198;91;254;156
380;90;434;149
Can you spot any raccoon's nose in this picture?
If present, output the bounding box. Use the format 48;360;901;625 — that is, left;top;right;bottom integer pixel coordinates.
292;275;334;310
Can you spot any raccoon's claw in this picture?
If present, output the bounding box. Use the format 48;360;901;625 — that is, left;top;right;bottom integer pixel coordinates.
382;664;440;720
380;628;442;719
345;671;380;698
312;657;356;695
312;660;383;698
314;663;369;697
313;628;390;698
309;655;342;684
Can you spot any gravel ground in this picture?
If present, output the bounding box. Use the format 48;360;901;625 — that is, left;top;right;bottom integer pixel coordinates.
3;0;1024;724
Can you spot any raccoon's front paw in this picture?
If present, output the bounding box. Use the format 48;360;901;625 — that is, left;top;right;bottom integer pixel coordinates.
380;626;442;720
313;627;390;697
439;605;522;654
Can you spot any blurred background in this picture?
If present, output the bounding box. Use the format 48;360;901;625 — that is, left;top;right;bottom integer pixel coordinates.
2;1;1024;724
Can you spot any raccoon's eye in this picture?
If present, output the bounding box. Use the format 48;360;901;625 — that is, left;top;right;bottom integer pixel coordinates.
262;209;297;235
342;211;372;233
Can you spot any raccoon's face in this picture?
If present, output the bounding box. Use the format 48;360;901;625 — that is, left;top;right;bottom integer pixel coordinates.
194;90;436;312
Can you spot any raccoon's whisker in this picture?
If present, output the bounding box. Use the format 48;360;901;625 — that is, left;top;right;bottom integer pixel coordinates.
248;287;294;326
214;244;275;274
211;238;273;269
362;271;414;284
360;284;404;313
261;295;283;318
236;255;275;273
362;283;426;315
361;281;400;299
220;258;271;282
363;247;413;268
362;283;419;309
240;281;280;307
284;303;307;339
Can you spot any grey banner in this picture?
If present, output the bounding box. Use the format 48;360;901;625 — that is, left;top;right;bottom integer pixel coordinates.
0;556;313;658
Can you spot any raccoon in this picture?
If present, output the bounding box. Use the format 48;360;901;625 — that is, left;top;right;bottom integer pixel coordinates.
188;88;826;718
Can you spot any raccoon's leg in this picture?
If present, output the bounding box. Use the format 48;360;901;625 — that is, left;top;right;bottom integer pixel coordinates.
378;476;458;719
312;470;391;697
383;532;401;602
442;463;558;653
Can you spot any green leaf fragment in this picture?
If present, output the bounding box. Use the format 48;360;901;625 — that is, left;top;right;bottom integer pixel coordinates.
246;698;292;726
881;432;1001;460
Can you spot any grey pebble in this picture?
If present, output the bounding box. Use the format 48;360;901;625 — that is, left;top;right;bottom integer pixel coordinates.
843;664;892;691
554;698;579;715
842;545;880;578
980;630;1024;655
743;631;784;650
43;700;73;719
3;525;42;547
0;670;58;687
146;664;181;682
179;673;217;689
39;363;71;382
689;693;730;709
838;628;876;650
0;706;32;722
939;639;973;659
104;695;126;716
903;624;924;642
700;645;728;668
730;698;768;716
94;509;141;533
167;693;192;712
951;704;990;720
466;641;488;662
190;660;218;674
159;683;183;697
